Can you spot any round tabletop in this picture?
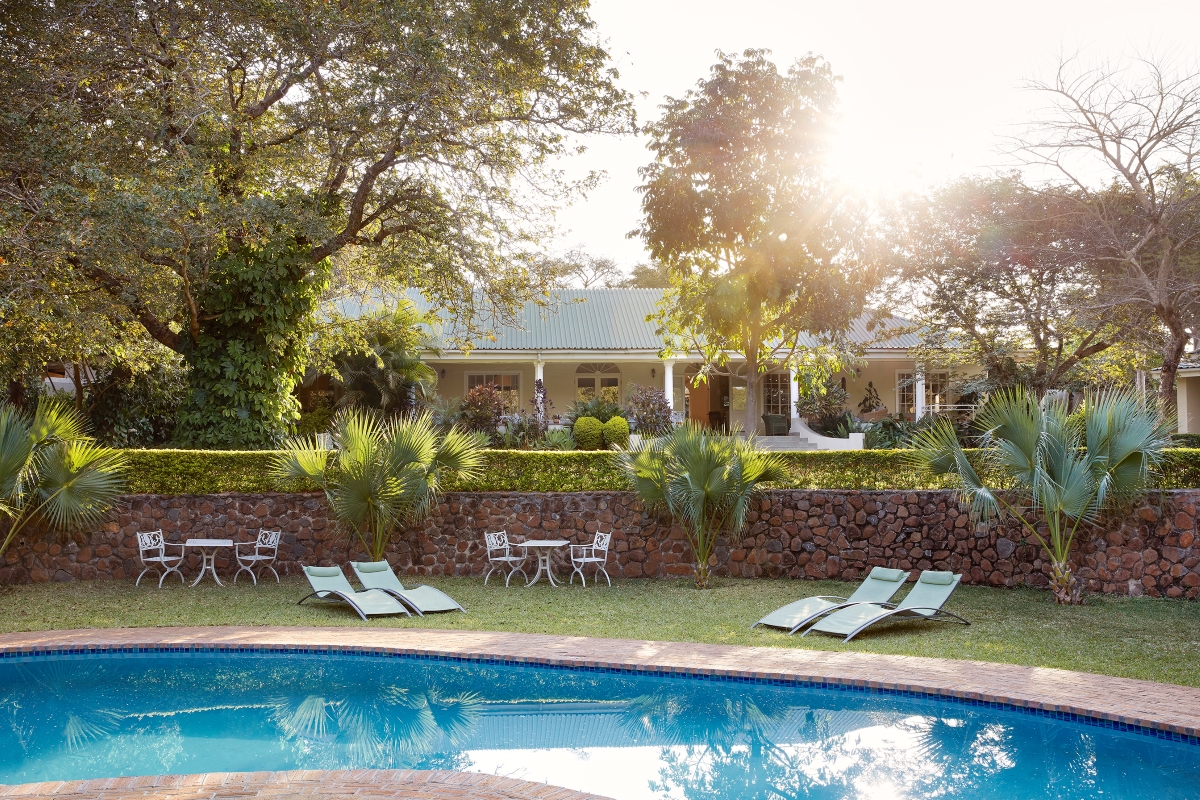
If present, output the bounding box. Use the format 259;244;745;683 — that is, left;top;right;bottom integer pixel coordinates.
185;538;234;547
521;540;570;548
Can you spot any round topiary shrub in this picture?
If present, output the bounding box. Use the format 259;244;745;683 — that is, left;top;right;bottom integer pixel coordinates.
572;416;603;450
602;415;630;448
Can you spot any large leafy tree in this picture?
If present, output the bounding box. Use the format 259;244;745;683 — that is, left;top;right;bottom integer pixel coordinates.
0;0;633;447
635;50;874;433
887;175;1146;397
1016;57;1200;410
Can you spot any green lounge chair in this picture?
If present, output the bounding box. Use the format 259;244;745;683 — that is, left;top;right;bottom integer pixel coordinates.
350;561;465;615
298;565;412;621
751;566;910;634
804;570;969;642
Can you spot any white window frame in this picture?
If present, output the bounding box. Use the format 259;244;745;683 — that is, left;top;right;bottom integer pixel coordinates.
896;369;950;418
466;373;521;413
761;373;789;416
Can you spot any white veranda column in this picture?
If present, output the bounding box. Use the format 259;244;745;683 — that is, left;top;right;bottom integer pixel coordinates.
914;367;927;420
535;357;545;422
789;368;801;427
662;359;675;410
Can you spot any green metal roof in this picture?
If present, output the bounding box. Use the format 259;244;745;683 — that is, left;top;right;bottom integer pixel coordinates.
405;288;917;352
412;288;666;351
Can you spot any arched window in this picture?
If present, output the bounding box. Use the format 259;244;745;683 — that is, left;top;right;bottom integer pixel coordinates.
576;362;621;403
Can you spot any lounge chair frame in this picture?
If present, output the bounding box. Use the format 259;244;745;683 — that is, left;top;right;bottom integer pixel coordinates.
803;573;970;642
802;603;970;641
751;567;910;634
349;561;466;614
297;566;412;621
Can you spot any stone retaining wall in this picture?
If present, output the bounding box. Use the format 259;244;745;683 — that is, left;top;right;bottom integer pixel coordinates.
3;490;1197;598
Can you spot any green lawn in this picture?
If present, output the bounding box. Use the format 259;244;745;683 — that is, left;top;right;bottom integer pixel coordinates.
1;575;1197;688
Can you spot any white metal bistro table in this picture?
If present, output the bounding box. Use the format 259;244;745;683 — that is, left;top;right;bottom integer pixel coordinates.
184;538;234;586
521;539;571;587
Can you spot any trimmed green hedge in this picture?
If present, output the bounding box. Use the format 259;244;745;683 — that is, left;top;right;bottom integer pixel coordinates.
1160;448;1200;490
446;451;629;493
123;450;286;495
119;447;1200;495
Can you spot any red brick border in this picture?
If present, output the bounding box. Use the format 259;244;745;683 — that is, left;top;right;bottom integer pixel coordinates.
0;769;609;799
0;627;1197;741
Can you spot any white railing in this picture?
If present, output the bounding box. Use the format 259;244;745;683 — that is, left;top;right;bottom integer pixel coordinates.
927;403;978;417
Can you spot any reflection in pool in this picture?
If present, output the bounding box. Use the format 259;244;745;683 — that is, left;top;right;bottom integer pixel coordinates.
0;651;1196;799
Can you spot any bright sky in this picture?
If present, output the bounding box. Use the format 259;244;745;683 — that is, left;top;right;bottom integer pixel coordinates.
553;0;1200;271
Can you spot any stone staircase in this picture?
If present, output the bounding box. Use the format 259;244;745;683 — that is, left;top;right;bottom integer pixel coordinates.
755;435;817;451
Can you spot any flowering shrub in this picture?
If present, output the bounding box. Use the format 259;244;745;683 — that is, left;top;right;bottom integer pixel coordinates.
460;384;506;437
624;384;673;435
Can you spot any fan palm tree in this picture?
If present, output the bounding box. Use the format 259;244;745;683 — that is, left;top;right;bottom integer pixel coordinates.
909;388;1172;604
621;422;788;589
0;400;127;560
272;409;483;561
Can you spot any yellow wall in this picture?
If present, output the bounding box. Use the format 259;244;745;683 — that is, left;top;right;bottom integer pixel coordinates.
1179;375;1200;434
426;359;667;417
425;355;985;425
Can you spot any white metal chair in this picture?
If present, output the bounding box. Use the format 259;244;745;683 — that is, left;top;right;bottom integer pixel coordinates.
234;529;281;585
570;532;612;587
483;531;528;587
135;530;185;588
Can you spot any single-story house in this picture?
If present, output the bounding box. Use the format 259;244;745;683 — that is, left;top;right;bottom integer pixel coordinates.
1173;363;1200;435
410;288;970;450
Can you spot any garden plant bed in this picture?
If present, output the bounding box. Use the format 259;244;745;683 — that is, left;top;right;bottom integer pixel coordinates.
1;576;1197;688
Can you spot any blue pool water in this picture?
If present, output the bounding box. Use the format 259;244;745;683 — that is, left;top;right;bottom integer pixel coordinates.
0;651;1197;799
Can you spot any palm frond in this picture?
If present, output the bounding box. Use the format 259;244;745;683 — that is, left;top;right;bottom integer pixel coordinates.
332;407;384;472
382;411;439;470
430;426;485;485
271;436;332;484
0;405;34;508
34;442;127;532
28;398;87;447
1084;388;1173;508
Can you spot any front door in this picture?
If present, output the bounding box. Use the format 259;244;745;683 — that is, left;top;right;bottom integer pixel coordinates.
688;375;710;426
708;376;730;431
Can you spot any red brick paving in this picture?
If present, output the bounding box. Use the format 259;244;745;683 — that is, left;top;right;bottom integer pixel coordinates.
0;626;1196;797
0;770;608;799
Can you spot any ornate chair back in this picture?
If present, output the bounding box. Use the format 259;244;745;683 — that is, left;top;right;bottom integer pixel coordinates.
137;530;166;560
485;531;513;560
256;529;281;554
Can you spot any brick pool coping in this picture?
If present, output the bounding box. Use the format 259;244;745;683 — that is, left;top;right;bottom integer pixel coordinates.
1;626;1198;743
0;769;609;799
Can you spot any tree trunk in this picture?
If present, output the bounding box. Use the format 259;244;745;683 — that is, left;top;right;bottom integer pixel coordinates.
7;380;25;410
1049;559;1083;605
1158;327;1189;413
744;370;760;436
744;342;761;435
72;362;84;413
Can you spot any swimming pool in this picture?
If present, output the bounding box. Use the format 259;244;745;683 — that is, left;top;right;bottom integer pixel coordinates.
0;650;1197;799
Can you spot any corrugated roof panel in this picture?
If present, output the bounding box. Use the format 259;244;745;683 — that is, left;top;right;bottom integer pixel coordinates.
406;288;916;352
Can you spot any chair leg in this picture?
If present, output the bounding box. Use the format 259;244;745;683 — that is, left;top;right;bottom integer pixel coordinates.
136;567;151;587
598;564;611;587
267;564;280;582
234;564;257;585
484;565;496;586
